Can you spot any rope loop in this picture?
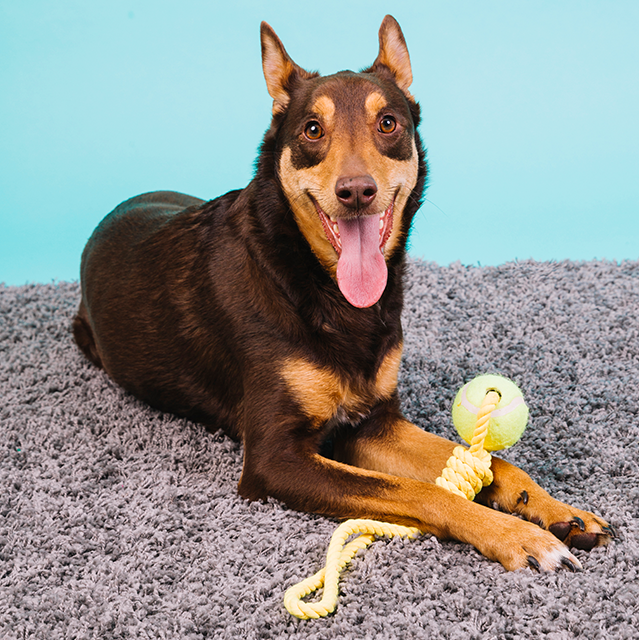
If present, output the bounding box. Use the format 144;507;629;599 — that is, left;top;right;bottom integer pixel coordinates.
284;519;421;619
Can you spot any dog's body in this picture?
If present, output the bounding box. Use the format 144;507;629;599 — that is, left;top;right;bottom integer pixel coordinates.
74;16;612;571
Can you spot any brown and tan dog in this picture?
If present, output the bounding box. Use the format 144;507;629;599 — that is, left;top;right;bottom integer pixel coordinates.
73;16;613;571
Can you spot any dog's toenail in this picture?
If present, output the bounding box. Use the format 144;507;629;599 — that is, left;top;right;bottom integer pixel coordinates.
571;517;586;531
561;557;580;572
527;556;541;572
518;490;529;506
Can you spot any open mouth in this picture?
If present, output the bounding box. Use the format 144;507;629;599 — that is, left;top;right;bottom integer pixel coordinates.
312;198;395;258
310;195;396;308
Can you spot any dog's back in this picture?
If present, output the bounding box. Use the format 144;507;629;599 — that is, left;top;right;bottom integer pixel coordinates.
74;191;203;368
73;189;249;432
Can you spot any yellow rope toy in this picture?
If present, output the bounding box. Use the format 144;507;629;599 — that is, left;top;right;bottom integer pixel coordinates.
284;374;529;619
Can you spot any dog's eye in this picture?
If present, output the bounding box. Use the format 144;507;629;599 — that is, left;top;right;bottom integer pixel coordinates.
378;116;397;134
304;121;324;140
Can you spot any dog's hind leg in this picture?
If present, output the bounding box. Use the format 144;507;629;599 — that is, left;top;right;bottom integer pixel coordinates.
72;300;103;368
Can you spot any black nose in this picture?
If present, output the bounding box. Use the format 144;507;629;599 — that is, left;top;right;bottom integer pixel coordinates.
335;175;378;209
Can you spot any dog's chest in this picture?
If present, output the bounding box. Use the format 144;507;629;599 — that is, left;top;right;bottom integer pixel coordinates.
279;344;402;427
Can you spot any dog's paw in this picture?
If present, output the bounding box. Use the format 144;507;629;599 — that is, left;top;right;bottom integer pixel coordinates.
546;512;615;551
499;489;615;553
479;513;582;572
514;493;615;551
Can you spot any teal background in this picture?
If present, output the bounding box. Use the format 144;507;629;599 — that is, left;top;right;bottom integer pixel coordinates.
1;0;638;286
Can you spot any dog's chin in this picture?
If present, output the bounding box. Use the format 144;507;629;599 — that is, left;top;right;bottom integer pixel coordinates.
311;196;395;308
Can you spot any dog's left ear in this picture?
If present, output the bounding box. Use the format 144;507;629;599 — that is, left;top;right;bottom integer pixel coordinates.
371;15;413;98
261;22;313;115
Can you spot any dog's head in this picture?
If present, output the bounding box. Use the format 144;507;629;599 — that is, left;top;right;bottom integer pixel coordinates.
260;16;425;308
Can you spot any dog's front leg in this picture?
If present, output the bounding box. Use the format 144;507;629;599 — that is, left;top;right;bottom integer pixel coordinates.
237;402;582;572
334;411;614;559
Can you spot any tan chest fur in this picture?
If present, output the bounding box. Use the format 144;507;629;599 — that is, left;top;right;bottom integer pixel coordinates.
280;343;403;426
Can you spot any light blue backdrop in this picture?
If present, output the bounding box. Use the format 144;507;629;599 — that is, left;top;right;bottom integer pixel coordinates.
1;0;638;285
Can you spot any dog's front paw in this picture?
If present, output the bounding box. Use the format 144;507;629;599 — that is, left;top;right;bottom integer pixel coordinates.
546;510;615;551
479;513;582;572
511;491;615;551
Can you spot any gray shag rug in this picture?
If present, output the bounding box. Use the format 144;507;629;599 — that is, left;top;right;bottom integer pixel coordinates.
1;259;638;639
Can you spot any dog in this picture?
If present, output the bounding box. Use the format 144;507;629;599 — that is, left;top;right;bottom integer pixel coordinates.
73;16;613;571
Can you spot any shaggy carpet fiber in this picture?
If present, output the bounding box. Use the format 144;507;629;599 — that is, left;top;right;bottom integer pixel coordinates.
1;259;638;639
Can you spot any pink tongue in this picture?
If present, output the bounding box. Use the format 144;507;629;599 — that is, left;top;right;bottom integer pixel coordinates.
336;214;387;308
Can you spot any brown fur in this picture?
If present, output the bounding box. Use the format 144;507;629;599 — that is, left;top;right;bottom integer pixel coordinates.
73;16;612;572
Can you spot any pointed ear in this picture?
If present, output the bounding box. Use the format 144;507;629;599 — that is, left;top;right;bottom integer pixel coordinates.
260;22;311;115
371;15;413;97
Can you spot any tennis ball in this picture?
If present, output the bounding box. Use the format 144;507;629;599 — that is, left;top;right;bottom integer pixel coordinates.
452;374;529;451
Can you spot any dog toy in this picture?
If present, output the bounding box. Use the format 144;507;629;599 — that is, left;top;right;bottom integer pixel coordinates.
452;374;529;451
436;374;529;500
284;374;529;619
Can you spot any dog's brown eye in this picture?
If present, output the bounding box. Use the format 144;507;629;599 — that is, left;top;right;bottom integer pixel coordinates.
379;116;397;134
304;121;324;140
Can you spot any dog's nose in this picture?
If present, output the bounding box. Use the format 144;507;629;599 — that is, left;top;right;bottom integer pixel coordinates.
335;175;378;209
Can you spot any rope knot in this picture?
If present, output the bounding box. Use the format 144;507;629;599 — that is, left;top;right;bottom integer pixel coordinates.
434;389;499;501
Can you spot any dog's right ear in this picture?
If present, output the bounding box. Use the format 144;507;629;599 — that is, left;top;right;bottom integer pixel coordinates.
261;22;311;115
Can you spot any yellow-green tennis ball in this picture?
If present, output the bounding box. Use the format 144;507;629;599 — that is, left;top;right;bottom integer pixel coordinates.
452;374;529;451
